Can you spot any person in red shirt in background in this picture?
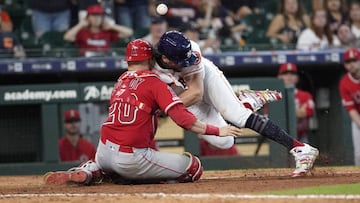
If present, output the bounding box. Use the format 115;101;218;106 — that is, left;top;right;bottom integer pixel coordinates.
278;63;315;143
339;48;360;166
63;4;133;57
0;7;13;33
58;109;96;162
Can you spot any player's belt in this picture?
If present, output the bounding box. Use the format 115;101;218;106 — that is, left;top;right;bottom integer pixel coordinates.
118;145;133;153
101;137;134;153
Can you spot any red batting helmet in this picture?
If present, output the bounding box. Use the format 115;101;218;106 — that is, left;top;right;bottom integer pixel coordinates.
344;48;360;62
125;39;153;61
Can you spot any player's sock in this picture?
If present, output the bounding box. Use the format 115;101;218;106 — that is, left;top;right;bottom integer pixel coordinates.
244;113;304;150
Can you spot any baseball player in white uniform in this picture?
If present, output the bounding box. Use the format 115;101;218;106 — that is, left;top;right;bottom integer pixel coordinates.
152;31;319;177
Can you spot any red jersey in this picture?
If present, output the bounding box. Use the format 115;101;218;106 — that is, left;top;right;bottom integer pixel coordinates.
101;70;184;148
58;136;96;162
339;72;360;112
75;28;119;56
295;89;315;137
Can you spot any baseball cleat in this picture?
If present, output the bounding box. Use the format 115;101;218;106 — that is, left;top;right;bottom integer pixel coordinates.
238;89;282;112
44;170;90;185
289;143;319;177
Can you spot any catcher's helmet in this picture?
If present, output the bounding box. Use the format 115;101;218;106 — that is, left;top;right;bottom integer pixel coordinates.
125;39;153;61
157;30;198;67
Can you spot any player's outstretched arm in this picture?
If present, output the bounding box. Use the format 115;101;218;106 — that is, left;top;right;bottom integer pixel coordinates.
189;121;243;137
167;103;243;137
219;125;244;137
179;72;204;107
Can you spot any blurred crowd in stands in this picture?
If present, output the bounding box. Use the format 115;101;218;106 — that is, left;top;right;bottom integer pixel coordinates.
0;0;359;58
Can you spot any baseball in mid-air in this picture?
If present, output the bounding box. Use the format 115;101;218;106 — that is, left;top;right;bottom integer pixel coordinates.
156;3;168;15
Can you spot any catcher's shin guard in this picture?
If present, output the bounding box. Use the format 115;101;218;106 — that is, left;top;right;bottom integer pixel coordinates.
177;152;203;183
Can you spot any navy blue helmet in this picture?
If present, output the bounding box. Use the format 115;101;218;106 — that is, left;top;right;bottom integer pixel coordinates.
157;30;198;67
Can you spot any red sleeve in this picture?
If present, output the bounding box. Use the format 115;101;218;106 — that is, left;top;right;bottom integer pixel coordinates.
167;103;197;129
339;76;355;112
152;78;183;113
75;29;86;44
296;90;315;117
304;92;315;117
110;30;119;42
151;77;197;129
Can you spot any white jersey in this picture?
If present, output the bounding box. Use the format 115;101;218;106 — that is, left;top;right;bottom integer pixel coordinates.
153;40;252;149
296;28;330;51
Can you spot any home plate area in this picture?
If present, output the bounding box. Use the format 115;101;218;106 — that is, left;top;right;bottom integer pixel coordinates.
1;167;359;203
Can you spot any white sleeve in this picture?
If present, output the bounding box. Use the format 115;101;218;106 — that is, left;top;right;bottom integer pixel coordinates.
152;63;178;84
296;29;312;51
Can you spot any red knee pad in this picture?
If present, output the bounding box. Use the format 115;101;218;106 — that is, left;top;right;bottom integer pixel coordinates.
178;152;203;183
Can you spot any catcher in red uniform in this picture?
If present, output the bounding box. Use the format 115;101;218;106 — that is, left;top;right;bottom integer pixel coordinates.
44;39;242;185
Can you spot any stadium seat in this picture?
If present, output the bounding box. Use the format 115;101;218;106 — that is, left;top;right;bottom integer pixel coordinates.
39;31;66;48
38;31;73;57
19;16;33;34
112;37;132;48
17;30;37;47
110;37;130;56
56;40;80;58
133;28;150;38
302;1;313;14
257;0;278;15
15;14;44;57
4;2;27;31
241;13;271;49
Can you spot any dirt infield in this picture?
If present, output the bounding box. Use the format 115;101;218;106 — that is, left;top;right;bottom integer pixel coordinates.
1;167;360;203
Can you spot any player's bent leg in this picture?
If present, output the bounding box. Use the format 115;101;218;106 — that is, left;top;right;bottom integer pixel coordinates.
244;113;320;177
44;170;91;185
238;89;282;112
44;160;104;185
190;105;235;150
177;152;203;183
290;143;319;177
69;160;104;184
199;134;234;150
